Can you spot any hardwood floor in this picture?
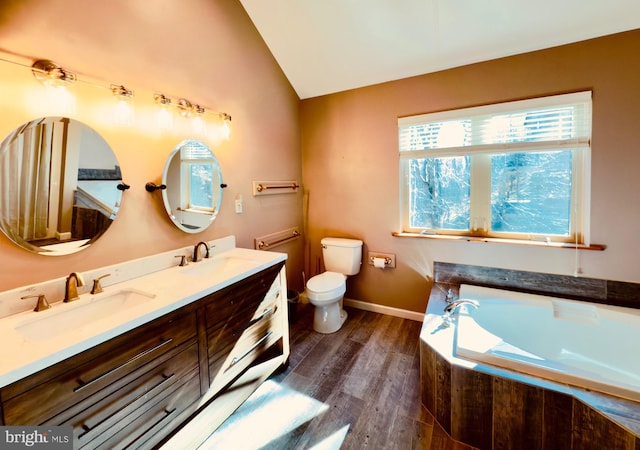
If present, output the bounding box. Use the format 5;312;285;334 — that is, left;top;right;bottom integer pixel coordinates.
194;303;476;450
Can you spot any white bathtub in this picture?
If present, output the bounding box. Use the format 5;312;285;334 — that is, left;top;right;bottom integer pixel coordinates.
454;284;640;402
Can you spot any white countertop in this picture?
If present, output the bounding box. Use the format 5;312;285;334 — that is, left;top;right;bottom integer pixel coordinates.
0;238;286;388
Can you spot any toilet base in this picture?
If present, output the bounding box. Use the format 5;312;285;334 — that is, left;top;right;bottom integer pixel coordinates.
312;300;348;334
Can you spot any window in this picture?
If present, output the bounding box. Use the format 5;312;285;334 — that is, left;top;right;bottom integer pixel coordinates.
399;92;592;244
180;140;216;212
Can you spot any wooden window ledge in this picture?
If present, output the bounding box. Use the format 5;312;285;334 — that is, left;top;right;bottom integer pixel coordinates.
392;232;605;251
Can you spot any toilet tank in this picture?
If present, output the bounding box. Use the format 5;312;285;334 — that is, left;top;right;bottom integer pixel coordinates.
321;237;363;275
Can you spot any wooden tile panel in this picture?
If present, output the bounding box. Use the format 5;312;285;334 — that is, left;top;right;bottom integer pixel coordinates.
435;350;452;434
492;377;543;450
452;365;493;450
433;262;606;301
572;400;636;450
421;341;437;413
433;261;640;309
542;389;573;450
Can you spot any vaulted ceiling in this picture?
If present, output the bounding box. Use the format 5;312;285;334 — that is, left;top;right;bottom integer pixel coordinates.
239;0;640;99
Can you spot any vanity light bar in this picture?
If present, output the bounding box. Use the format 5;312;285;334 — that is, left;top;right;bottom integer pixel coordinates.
1;54;232;123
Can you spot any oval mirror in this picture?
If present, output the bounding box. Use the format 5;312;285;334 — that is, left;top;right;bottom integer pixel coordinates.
0;117;125;255
161;139;223;233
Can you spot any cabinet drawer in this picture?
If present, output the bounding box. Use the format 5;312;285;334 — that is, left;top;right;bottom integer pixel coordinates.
213;327;282;386
2;310;197;425
91;369;201;450
211;306;282;377
204;261;284;334
67;341;198;446
206;301;279;377
252;276;282;321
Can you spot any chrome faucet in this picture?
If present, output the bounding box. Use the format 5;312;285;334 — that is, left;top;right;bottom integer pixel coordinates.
193;241;210;262
444;299;479;314
445;288;455;303
64;272;85;302
442;299;479;327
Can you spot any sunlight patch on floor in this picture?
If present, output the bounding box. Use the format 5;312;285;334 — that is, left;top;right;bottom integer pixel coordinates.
308;425;350;450
199;380;330;449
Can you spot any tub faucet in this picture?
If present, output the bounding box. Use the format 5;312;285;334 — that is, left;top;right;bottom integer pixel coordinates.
444;299;479;315
445;288;455;303
193;241;210;262
442;299;479;327
64;272;85;302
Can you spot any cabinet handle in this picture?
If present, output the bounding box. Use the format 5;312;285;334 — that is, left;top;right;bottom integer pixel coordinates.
74;338;174;393
234;306;277;336
126;407;177;449
226;331;273;371
252;305;276;324
77;372;176;440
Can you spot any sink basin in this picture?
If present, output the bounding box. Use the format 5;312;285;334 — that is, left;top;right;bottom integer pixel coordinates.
14;288;157;342
180;255;262;278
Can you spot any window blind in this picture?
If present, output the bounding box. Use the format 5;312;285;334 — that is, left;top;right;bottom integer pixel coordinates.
181;140;212;160
398;91;592;156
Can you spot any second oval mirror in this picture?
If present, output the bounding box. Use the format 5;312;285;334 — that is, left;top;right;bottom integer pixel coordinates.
161;139;223;233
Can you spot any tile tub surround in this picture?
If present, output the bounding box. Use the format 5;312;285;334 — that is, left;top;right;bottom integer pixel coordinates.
433;261;640;310
421;270;640;449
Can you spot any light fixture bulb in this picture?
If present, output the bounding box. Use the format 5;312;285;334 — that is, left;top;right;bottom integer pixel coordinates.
191;105;206;135
111;84;133;99
111;84;135;126
154;93;171;106
220;113;232;140
31;59;76;87
178;98;192;118
154;93;174;130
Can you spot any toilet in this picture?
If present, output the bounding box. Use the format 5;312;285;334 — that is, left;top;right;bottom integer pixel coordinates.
306;237;363;334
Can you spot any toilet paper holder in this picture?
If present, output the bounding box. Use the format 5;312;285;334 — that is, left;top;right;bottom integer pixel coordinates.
367;252;396;268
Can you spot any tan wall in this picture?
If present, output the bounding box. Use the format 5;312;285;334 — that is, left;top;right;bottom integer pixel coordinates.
0;0;305;292
301;30;640;313
2;3;638;315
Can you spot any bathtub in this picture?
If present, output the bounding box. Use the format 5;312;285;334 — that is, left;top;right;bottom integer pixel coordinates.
454;284;640;402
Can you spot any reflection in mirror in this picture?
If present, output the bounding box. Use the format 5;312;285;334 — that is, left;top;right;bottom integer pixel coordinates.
0;117;123;255
161;139;223;233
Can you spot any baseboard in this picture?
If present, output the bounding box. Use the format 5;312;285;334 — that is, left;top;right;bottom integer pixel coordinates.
343;298;424;322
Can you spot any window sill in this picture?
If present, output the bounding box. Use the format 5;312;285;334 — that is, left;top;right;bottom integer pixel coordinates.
392;232;605;251
176;208;215;215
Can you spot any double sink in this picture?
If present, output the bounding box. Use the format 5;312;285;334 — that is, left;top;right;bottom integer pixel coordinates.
10;252;264;343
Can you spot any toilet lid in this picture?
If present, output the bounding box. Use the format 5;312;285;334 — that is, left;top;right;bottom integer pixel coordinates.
307;272;346;293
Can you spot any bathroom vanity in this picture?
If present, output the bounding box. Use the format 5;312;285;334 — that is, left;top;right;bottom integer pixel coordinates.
0;236;289;449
